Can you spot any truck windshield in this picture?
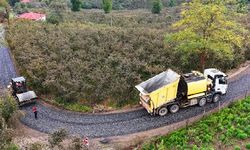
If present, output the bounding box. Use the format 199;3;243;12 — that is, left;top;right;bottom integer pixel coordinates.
219;77;227;84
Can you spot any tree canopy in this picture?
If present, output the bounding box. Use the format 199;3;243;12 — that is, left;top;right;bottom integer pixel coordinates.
102;0;112;13
70;0;82;12
152;0;163;14
165;0;247;70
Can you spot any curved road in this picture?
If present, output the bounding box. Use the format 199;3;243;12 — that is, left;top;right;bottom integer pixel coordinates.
0;25;250;138
19;71;250;138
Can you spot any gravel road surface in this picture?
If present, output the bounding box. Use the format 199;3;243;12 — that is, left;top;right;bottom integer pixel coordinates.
20;67;250;138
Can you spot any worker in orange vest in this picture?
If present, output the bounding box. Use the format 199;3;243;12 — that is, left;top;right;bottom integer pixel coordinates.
32;106;38;119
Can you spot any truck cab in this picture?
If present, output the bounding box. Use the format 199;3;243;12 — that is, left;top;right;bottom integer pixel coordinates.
204;68;228;95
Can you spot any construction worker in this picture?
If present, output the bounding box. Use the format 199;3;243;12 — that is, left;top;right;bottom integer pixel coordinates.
32;106;38;119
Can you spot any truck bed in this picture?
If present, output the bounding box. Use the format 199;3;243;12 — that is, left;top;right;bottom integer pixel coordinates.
135;69;180;94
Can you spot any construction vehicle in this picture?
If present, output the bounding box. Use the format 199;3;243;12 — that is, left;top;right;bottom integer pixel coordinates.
135;68;228;116
9;77;37;106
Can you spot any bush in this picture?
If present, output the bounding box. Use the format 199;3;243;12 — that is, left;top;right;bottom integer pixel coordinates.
152;0;163;14
168;0;176;7
236;133;248;140
68;137;83;150
70;0;82;11
0;96;18;122
246;143;250;150
102;0;112;13
13;2;29;14
47;12;63;25
28;142;43;150
234;146;241;150
4;143;19;150
82;2;92;9
48;128;67;148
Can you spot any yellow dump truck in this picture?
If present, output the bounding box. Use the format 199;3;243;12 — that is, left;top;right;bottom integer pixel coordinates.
135;68;228;116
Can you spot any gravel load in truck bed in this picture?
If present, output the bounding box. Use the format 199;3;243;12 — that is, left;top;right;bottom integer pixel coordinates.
20;67;250;138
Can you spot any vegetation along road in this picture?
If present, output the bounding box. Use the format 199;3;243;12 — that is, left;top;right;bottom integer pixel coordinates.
19;66;250;138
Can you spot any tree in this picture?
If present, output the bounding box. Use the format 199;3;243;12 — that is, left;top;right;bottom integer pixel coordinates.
102;0;112;13
47;12;63;25
70;0;82;11
165;0;246;71
237;0;248;13
13;2;28;14
0;0;10;24
152;0;162;14
49;0;68;11
8;0;19;6
168;0;176;7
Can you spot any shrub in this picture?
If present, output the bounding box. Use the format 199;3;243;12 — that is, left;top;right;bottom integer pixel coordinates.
236;133;248;140
47;12;63;25
0;96;18;122
82;1;92;9
48;128;67;148
70;0;82;11
5;143;19;150
168;0;176;7
102;0;112;13
13;2;28;14
152;0;163;14
28;142;43;150
246;143;250;150
234;145;241;150
69;137;83;150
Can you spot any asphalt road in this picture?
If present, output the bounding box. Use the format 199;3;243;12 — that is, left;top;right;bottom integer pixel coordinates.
0;25;17;88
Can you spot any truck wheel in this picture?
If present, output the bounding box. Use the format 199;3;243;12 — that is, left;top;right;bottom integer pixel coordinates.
169;104;179;113
198;97;207;106
212;94;221;103
158;107;168;116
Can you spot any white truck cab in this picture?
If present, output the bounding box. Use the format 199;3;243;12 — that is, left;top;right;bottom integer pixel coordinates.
204;68;228;95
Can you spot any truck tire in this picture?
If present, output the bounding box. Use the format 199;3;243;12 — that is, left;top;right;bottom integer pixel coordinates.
198;97;207;106
169;104;179;113
158;107;168;116
212;93;221;103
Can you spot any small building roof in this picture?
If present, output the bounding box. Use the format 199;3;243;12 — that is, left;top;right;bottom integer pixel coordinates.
20;0;31;3
18;12;46;20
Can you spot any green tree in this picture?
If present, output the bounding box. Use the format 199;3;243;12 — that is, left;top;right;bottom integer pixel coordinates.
168;0;176;7
8;0;19;6
165;0;246;70
70;0;82;11
152;0;163;14
0;96;17;122
0;0;10;24
47;12;63;25
102;0;112;13
237;0;248;13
